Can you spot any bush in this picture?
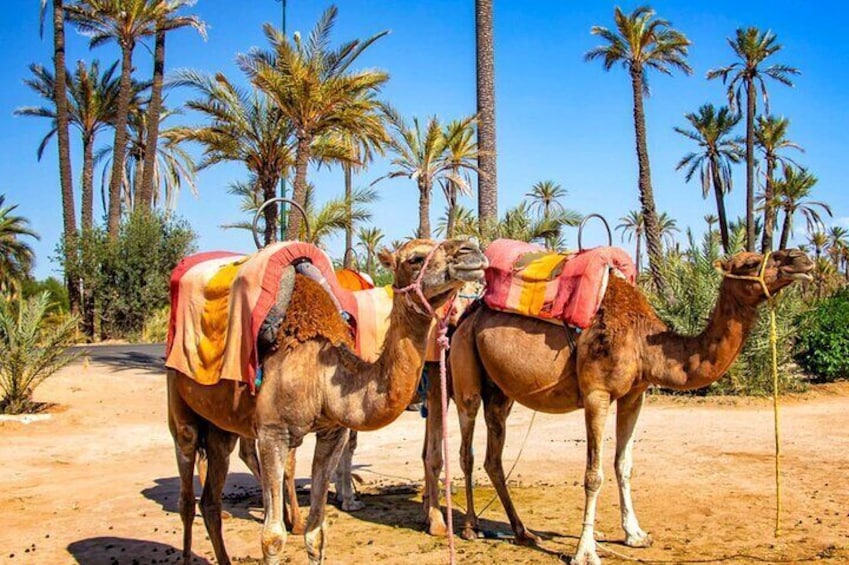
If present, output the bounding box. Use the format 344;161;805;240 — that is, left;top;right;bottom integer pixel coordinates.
795;288;849;382
0;292;79;414
140;306;170;344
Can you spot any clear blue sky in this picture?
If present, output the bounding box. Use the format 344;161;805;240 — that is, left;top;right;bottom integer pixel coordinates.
1;1;846;279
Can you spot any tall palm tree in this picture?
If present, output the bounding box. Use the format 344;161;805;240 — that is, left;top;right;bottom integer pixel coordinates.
441;117;479;238
170;71;293;245
807;230;828;264
707;27;800;252
237;7;389;240
674;103;742;253
17;60;123;230
755;115;802;252
357;226;384;279
826;226;848;270
586;6;691;291
475;0;497;229
65;0;164;238
137;1;205;210
0;195;39;295
657;211;680;250
525;180;568;218
773;165;831;249
38;0;77;313
616;209;644;274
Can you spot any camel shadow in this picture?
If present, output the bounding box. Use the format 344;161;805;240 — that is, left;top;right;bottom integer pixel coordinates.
67;536;209;564
141;473;265;523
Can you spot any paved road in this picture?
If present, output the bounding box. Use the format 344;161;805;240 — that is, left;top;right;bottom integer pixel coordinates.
69;343;165;372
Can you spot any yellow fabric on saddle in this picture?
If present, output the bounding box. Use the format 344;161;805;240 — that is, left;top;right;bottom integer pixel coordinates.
514;251;569;318
195;258;246;383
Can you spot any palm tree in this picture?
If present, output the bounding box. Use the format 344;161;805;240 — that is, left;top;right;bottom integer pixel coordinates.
525;180;568;218
586;6;691;291
707;27;800;252
755;115;802;252
0;196;39;295
66;0;163;238
357;226;385;279
169;71;292;245
441;117;479;238
616;210;644;274
237;7;389;240
657;211;680;250
475;0;497;230
137;1;205;210
807;230;828;264
37;0;77;314
17;60;124;230
437;204;478;238
674;104;742;253
299;183;378;247
774;165;831;249
826;226;848;270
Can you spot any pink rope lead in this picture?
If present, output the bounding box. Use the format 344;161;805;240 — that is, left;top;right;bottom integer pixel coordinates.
394;243;457;565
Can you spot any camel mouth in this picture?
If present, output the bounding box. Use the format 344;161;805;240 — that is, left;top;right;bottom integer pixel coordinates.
786;272;814;282
450;265;486;283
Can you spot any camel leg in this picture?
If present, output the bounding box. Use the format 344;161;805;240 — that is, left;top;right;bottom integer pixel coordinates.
239;435;262;482
258;427;291;565
334;430;364;511
572;390;611;565
456;381;481;540
199;425;238;565
304;427;350;565
615;390;652;548
423;365;449;536
481;384;538;545
284;448;306;535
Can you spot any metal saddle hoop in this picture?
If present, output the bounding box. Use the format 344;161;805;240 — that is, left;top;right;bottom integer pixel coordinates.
577;213;612;252
252;197;312;249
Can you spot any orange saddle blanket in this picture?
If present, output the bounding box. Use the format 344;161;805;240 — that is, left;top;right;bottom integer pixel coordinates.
482;238;636;328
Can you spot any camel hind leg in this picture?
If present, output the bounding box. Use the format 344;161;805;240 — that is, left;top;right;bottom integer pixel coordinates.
199;425;238;565
423;362;449;536
304;427;350;565
334;430;364;511
615;389;652;548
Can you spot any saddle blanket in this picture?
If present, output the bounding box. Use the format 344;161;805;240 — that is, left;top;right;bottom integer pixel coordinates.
483;238;636;329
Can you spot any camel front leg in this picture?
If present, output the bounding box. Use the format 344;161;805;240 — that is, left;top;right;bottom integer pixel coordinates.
616;390;652;548
258;426;291;565
572;390;611;565
304;427;349;565
334;430;364;511
423;366;449;536
456;386;481;540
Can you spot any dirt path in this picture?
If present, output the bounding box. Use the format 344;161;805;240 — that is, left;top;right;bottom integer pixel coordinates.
1;361;847;564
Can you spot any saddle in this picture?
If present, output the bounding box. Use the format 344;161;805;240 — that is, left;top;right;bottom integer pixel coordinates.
482;238;636;329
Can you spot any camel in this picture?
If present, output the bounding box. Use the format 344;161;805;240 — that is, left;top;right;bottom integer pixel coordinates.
423;249;812;565
167;238;487;565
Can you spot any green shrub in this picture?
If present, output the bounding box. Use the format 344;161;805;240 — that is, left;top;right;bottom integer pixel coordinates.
795;288;849;382
140;306;170;344
0;292;79;414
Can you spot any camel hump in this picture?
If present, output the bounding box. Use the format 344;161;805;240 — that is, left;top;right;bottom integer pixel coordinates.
275;273;355;353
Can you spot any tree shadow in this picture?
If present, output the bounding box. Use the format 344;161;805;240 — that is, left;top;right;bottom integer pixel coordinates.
70;344;165;375
67;536;210;564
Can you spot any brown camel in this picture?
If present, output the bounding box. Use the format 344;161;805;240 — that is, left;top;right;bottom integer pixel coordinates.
423;249;812;565
167;238;487;565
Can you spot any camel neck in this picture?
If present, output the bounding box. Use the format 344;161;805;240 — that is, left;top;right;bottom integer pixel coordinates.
646;280;760;391
335;292;432;431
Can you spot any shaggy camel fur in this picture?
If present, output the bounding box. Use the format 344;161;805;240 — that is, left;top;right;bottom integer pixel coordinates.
424;249;812;565
167;238;486;565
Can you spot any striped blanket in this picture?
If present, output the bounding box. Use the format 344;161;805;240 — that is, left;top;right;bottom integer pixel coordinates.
483;238;636;329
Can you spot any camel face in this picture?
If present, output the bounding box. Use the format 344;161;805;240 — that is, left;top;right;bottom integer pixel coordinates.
718;249;813;303
381;238;487;308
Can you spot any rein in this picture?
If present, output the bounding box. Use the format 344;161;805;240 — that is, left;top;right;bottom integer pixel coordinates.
721;251;782;536
394;244;457;564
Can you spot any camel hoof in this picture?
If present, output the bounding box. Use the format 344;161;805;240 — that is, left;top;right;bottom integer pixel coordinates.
221;510;233;520
625;530;653;548
290;522;307;536
341;498;365;512
460;527;479;541
515;530;540;547
428;519;448;537
570;550;601;565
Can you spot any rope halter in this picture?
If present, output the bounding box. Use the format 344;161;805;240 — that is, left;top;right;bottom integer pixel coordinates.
719;251;774;301
394;243;452;320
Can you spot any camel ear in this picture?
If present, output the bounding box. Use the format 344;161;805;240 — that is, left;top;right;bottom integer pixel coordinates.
377;248;397;271
713;258;730;274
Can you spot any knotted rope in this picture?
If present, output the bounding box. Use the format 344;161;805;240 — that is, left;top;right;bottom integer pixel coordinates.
394;244;457;565
721;251;782;536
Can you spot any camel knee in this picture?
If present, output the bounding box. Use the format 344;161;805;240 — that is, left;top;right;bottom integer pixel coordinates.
261;523;287;560
459;447;474;475
584;468;604;493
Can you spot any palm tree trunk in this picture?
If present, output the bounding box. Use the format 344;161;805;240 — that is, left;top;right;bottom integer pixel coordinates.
475;0;497;229
286;135;311;240
132;153;143;209
446;178;458;238
108;44;135;238
778;210;792;250
418;178;431;239
745;76;756;252
81;133;95;231
52;0;79;316
261;176;279;246
635;232;642;275
630;68;665;291
139;29;166;210
710;157;730;253
344;163;354;268
760;156;776;252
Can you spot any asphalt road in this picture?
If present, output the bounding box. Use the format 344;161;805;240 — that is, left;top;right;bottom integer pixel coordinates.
68;343;166;372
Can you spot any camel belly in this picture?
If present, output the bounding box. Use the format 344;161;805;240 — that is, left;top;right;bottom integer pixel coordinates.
475;311;581;414
170;370;258;437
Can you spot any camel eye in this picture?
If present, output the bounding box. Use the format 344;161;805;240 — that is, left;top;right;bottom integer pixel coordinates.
407;255;425;265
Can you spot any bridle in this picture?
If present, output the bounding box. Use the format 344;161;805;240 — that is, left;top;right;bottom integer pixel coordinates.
719;251;774;300
393;243;455;321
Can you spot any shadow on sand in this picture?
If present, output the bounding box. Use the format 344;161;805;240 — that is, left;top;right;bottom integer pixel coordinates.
141;473;264;523
67;536;210;564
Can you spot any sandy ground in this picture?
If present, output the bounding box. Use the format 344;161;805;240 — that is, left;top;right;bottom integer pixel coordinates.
1;358;847;565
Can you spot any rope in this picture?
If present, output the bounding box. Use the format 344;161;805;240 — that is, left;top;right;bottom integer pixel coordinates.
720;252;781;536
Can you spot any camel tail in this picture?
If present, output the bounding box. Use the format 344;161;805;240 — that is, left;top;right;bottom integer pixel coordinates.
194;420;210;486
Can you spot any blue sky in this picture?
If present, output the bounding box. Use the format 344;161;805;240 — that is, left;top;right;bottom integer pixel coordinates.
1;1;846;279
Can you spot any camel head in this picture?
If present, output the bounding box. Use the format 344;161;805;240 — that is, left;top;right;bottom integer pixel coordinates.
379;239;487;311
716;248;814;304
